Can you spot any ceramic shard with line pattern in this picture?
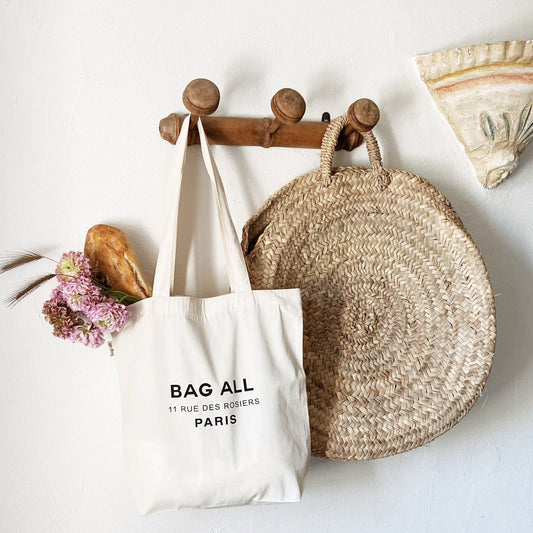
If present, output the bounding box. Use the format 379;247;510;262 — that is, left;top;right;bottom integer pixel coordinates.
416;40;533;188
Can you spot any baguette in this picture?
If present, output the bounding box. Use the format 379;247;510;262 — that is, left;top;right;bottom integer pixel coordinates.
84;224;152;300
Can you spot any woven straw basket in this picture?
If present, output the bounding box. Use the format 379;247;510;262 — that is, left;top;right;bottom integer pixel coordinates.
242;116;496;460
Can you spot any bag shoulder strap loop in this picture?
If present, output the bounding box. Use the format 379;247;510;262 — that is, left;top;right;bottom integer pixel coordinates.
153;115;252;297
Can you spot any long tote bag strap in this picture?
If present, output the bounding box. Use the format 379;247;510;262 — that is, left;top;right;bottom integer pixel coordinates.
153;115;252;297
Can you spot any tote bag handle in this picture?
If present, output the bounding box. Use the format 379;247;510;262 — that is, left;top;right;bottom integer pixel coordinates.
153;115;252;297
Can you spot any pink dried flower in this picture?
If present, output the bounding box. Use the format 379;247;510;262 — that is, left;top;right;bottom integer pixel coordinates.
69;322;105;348
40;250;132;349
87;298;130;334
42;288;81;340
55;251;91;283
61;276;102;312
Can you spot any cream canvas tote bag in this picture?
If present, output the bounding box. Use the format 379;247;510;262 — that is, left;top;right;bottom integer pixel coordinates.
112;115;310;513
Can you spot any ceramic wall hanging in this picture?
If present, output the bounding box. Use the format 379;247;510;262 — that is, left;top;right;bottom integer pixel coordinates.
416;40;533;188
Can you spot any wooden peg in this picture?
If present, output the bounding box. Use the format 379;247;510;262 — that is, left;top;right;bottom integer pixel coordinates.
268;88;306;135
160;79;220;140
182;78;220;117
345;98;380;135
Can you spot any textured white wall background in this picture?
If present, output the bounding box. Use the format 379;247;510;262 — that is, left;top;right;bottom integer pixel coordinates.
1;1;532;531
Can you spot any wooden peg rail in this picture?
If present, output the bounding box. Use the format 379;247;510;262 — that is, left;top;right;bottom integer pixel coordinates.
159;79;380;151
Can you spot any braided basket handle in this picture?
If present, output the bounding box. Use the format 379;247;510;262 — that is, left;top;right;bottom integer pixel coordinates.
320;115;390;188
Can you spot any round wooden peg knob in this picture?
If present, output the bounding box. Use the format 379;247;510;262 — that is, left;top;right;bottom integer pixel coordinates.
348;98;379;133
347;98;380;132
182;78;220;116
271;88;306;125
159;113;179;144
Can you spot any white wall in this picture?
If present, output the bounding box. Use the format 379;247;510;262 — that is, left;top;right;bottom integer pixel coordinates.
1;1;532;531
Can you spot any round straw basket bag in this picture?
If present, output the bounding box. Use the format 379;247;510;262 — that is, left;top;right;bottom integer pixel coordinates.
242;116;496;460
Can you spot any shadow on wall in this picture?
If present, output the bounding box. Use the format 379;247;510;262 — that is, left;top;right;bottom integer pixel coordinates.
460;189;533;400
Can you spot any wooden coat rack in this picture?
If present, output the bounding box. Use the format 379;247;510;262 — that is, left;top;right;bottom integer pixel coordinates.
159;79;380;151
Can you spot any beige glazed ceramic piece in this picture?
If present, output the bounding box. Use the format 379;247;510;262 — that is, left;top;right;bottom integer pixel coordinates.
416;40;533;188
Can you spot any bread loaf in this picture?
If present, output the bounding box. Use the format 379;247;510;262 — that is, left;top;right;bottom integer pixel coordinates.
84;224;152;300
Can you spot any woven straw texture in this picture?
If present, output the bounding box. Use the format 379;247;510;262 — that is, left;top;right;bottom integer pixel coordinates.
242;116;496;460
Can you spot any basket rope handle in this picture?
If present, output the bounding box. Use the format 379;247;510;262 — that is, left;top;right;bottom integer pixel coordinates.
320;115;390;188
